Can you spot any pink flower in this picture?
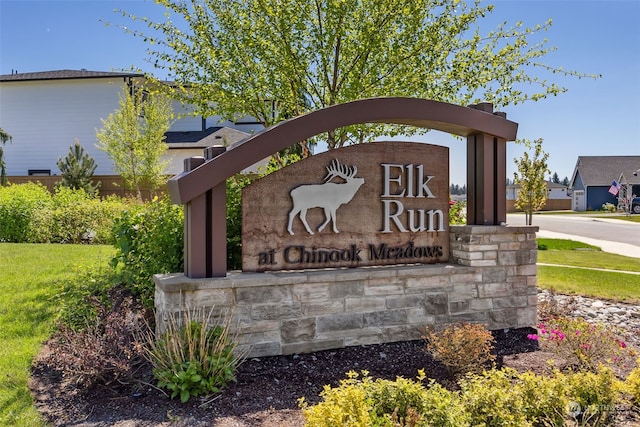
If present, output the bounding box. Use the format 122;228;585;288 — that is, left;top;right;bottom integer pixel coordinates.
575;330;581;336
618;340;627;349
527;334;539;341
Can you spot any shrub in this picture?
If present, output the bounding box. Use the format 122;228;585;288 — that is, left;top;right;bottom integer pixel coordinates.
601;202;616;212
564;365;620;426
0;182;52;242
110;196;183;307
226;173;254;270
419;380;470;427
138;307;243;403
42;287;150;389
449;200;466;225
624;361;640;406
459;368;531;427
299;371;374;427
364;370;429;424
517;370;568;427
528;316;636;373
424;322;495;378
51;186;100;243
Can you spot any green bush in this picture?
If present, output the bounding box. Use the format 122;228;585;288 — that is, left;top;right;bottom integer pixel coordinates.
459;368;531;427
517;370;567;427
564;366;620;426
364;371;430;424
110;196;183;307
0;183;131;243
226;173;254;270
299;371;378;427
412;378;469;427
0;182;53;242
449;200;466;225
625;361;640;406
139;307;243;403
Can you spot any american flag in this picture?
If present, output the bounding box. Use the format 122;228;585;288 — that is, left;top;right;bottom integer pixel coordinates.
608;180;621;196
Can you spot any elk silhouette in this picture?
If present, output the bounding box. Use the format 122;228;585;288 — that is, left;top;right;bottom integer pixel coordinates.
287;159;365;235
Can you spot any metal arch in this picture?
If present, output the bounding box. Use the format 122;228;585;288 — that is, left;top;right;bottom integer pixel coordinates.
168;97;518;205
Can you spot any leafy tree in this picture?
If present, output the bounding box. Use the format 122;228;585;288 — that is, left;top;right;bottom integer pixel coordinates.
117;0;596;152
513;138;550;225
562;176;570;186
551;172;560;184
96;91;173;199
0;127;12;186
56;139;101;196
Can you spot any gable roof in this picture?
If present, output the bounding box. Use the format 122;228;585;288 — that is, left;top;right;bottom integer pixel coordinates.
570;156;640;187
0;69;143;82
165;127;250;149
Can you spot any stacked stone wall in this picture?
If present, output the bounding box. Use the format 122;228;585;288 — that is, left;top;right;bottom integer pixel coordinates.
154;225;538;357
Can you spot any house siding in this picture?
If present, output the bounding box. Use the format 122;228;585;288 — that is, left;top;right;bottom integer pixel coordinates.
1;74;265;178
1;78;126;176
586;187;617;211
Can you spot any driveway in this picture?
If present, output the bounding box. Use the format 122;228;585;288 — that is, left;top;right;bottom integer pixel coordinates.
506;213;640;259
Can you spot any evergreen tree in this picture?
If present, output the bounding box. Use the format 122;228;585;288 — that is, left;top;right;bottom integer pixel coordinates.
551;172;560;184
56;139;101;196
562;176;570;186
513;138;550;225
0;127;12;186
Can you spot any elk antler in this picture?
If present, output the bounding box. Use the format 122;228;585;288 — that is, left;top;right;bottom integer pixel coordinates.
324;159;356;182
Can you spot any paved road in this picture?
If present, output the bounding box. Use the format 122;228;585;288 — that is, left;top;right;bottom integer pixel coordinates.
506;213;640;259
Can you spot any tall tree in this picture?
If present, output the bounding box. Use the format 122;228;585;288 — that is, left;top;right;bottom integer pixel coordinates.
117;0;596;151
56;139;101;196
96;91;173;199
561;176;570;186
551;172;560;184
513;138;550;225
0;128;12;186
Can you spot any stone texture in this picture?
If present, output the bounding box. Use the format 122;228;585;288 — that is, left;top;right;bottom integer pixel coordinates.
155;225;539;357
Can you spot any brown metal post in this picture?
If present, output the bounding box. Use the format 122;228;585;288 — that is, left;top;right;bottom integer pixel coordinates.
183;157;207;277
466;132;507;225
210;182;227;277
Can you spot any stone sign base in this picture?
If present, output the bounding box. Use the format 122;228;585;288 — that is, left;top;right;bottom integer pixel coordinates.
154;225;538;358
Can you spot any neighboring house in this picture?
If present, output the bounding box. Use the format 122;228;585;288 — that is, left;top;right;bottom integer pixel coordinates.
506;180;571;212
0;69;264;184
569;156;640;211
164;126;269;174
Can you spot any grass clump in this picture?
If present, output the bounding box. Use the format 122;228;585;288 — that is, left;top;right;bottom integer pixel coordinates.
138;307;244;403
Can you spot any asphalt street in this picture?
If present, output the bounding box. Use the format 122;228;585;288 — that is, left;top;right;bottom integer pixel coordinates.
506;213;640;259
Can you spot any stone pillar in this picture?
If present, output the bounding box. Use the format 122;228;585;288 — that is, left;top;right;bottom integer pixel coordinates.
450;224;539;328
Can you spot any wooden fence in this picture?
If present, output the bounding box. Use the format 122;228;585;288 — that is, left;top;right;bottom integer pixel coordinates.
5;175;165;200
507;199;572;212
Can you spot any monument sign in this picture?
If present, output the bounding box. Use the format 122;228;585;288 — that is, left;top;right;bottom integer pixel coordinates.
242;142;449;271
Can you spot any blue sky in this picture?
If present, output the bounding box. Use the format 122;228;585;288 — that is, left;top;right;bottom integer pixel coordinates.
1;0;639;185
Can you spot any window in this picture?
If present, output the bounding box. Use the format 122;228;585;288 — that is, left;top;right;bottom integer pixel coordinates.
28;169;51;176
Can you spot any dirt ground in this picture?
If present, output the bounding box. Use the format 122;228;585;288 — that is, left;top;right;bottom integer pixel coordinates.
30;326;638;427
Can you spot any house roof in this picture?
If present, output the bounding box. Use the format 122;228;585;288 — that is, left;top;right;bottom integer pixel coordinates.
165;127;250;149
570;156;640;187
0;69;143;82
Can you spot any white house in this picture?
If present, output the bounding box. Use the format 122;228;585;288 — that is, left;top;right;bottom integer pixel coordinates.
0;69;265;179
506;180;571;211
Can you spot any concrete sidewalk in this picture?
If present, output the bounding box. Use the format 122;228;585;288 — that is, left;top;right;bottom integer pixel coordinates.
536;229;640;259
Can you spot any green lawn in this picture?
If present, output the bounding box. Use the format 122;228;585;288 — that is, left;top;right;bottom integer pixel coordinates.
1;241;639;424
536;238;640;302
0;243;115;426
